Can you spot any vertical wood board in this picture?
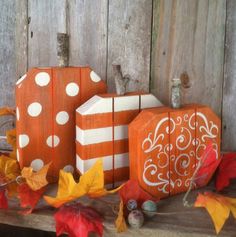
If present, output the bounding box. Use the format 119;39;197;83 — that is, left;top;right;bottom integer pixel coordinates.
151;0;226;116
69;0;108;80
222;0;236;151
107;0;152;92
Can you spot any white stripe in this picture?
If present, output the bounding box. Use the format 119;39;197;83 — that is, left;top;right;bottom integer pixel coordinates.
114;125;128;140
76;155;113;174
76;153;129;173
76;125;128;145
140;94;162;109
76;126;112;145
114;95;139;112
76;95;112;115
114;153;129;169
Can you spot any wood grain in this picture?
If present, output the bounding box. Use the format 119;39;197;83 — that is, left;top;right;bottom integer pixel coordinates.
28;0;67;67
107;0;152;93
222;0;236;151
0;183;235;236
69;0;108;80
151;0;226;116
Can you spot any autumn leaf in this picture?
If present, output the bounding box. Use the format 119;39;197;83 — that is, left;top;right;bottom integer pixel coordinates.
0;107;15;116
54;203;103;237
194;192;236;234
0;189;8;209
194;143;221;187
115;200;127;233
6;129;17;160
21;162;51;191
18;183;45;215
44;159;119;208
216;153;236;191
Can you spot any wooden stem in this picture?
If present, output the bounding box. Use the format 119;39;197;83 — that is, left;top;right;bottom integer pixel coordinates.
57;33;69;67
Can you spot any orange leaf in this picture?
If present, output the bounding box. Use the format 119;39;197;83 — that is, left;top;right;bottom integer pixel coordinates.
21;162;51;191
6;129;17;160
0;107;15;116
115;200;127;233
44;159;119;208
194;192;236;234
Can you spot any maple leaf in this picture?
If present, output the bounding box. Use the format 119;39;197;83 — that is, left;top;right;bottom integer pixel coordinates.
119;180;159;207
0;107;15;116
216;153;236;191
17;183;45;215
21;162;51;191
44;160;119;208
0;189;8;209
115;200;127;233
194;192;236;234
54;203;103;237
194;143;221;187
6;129;17;160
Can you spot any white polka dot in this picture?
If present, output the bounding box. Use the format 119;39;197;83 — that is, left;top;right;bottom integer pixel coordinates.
35;72;50;86
31;159;44;171
16;74;27;85
46;135;60;147
66;83;79;97
63;165;74;173
16;107;20;121
19;134;29;148
90;71;101;82
16;149;20;162
27;102;42;117
56;111;69;125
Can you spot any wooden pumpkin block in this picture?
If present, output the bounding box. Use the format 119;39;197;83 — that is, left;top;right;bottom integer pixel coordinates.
129;104;221;198
15;67;107;180
76;93;162;187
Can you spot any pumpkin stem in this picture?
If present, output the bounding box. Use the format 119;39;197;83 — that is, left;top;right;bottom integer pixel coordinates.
57;33;69;67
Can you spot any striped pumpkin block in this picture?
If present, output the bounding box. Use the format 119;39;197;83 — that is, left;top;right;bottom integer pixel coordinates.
129;105;221;198
16;67;107;181
76;93;162;187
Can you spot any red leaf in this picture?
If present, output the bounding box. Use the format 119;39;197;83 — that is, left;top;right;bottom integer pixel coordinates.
54;203;103;237
216;153;236;191
195;143;221;187
17;183;45;214
0;189;8;209
119;180;159;206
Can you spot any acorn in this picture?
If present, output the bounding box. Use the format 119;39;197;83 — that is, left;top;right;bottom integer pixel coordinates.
128;210;144;228
141;200;157;217
126;199;137;211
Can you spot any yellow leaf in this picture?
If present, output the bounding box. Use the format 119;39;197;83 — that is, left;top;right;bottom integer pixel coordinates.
44;159;119;208
194;192;236;234
0;107;15;116
21;162;51;191
115;200;127;233
0;155;20;197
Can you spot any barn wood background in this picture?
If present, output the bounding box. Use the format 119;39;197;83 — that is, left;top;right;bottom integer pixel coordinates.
0;0;234;150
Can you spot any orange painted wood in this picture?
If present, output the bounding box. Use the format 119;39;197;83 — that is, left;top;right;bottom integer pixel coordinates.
16;67;107;181
129;105;221;198
76;93;162;186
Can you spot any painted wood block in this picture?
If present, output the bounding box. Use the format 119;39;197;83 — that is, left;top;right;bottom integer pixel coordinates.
129;105;221;198
15;67;107;181
76;93;162;187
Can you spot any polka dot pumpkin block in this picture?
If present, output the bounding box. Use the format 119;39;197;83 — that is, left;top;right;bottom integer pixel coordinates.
129;104;221;198
75;93;162;187
16;67;107;181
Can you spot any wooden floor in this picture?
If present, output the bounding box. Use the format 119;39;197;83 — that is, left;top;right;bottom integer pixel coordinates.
0;182;235;237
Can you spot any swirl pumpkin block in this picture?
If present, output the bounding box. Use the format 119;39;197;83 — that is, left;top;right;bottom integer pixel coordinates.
76;93;162;187
16;67;106;181
129;105;221;198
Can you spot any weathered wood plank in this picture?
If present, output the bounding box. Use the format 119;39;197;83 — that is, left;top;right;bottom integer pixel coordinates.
69;0;108;80
107;0;152;93
0;183;235;236
28;0;67;67
151;0;226;116
0;0;27;149
222;0;236;151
